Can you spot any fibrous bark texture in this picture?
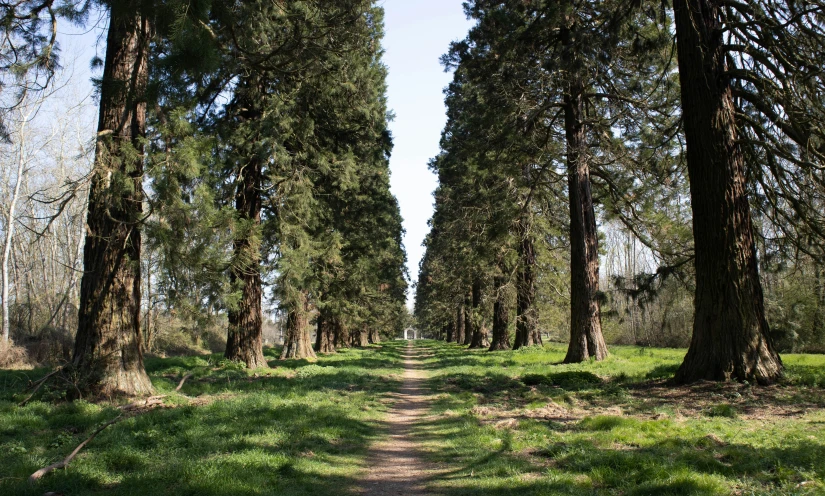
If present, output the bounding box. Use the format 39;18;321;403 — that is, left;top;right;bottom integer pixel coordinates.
281;292;317;360
488;275;511;351
315;310;336;354
514;233;540;349
672;0;782;384
225;86;267;369
334;318;351;349
462;294;473;346
353;326;369;347
468;280;488;349
454;303;465;344
72;3;154;397
563;72;608;364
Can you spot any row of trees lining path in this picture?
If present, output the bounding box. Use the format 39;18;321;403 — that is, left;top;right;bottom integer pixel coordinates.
1;0;824;398
415;0;824;384
2;1;407;397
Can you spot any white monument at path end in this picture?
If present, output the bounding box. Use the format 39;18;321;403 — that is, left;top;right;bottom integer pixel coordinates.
403;327;421;340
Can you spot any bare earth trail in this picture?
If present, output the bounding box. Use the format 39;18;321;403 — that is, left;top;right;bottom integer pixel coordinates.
358;341;444;495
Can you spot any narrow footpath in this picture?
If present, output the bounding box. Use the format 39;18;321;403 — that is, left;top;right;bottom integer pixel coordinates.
358;341;441;495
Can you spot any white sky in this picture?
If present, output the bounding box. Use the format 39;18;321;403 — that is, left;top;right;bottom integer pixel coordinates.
381;0;474;305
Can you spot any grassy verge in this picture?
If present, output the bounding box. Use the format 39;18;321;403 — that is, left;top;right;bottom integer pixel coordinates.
0;341;405;496
416;340;825;495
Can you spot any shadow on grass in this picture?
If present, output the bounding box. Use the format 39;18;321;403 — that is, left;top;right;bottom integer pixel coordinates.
415;410;825;495
0;342;408;496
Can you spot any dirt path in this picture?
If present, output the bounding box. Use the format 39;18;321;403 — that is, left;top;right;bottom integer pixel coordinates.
358;341;441;495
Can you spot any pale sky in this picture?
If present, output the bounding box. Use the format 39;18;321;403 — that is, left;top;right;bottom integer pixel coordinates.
381;1;474;305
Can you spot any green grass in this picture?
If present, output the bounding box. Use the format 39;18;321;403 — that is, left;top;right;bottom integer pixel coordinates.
0;341;405;496
416;340;825;495
2;339;824;495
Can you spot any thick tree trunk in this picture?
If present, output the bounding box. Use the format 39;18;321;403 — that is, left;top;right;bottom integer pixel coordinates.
72;3;153;397
462;294;473;346
514;232;540;349
488;274;511;351
454;303;465;344
315;309;336;354
225;118;267;368
334;317;351;349
352;325;369;347
562;72;608;364
281;291;317;360
814;264;824;343
468;280;488;349
368;327;381;344
673;0;782;384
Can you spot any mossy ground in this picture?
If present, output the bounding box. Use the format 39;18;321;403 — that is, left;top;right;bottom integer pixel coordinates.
0;341;406;496
416;340;825;495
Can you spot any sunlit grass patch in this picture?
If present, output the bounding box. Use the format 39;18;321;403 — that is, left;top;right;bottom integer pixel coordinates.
0;341;405;496
417;340;825;495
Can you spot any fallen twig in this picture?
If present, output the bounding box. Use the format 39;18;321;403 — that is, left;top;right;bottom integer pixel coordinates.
18;370;60;407
120;395;167;412
175;373;193;392
29;414;124;484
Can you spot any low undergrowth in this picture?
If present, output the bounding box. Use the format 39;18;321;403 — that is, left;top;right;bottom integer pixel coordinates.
417;340;825;495
0;341;405;496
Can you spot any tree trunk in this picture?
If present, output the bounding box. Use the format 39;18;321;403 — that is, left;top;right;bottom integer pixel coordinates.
71;2;153;397
813;263;824;344
488;274;511;351
562;68;608;364
315;308;336;354
468;280;487;349
672;0;782;384
224;113;268;368
334;317;351;349
368;327;381;344
462;292;473;346
454;303;465;344
514;232;540;349
1;116;25;343
352;324;369;347
281;291;317;360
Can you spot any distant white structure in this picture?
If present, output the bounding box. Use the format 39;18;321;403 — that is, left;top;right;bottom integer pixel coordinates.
403;327;421;340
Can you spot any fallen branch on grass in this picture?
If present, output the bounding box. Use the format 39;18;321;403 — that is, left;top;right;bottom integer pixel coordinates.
28;414;124;483
120;395;167;412
18;370;60;407
175;373;193;392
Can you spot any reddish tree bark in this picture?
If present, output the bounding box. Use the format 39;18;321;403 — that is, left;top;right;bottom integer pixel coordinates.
672;0;782;384
468;280;488;349
224;89;267;368
514;233;540;349
72;2;154;397
488;274;511;351
315;309;336;354
562;62;608;364
453;303;465;344
281;291;316;360
462;294;473;346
